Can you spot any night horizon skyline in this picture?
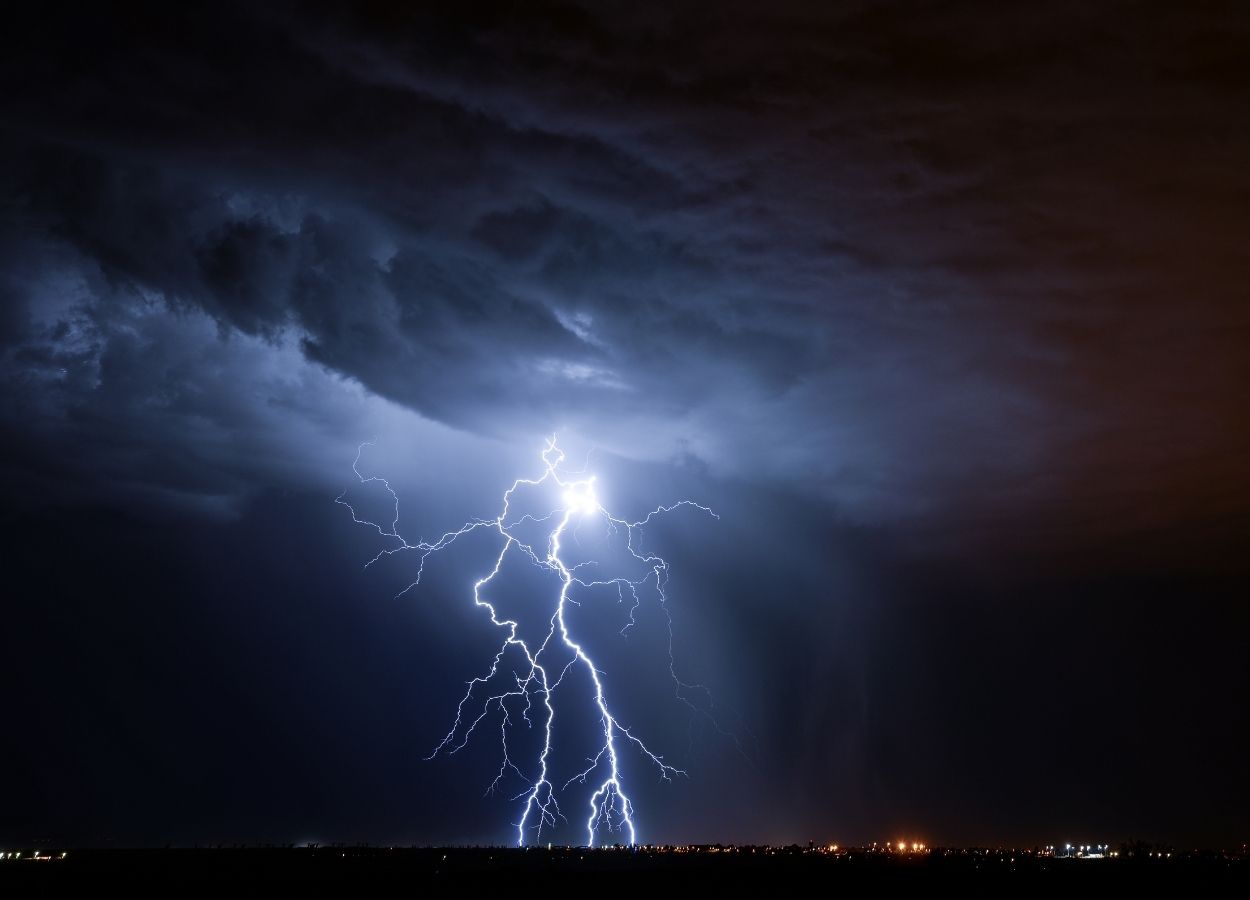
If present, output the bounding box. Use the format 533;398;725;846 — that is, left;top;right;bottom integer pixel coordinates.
2;1;1248;852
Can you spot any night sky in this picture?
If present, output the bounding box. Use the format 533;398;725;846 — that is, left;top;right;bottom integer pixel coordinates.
2;2;1248;849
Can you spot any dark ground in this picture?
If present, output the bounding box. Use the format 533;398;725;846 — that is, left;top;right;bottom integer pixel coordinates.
2;847;1247;889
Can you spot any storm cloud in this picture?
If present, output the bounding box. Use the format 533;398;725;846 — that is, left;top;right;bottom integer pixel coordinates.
3;1;1245;544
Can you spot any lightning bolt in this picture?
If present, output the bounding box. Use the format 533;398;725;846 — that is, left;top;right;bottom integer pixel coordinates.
336;437;722;846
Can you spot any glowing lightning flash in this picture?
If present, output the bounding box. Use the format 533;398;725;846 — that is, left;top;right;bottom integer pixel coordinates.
336;438;720;846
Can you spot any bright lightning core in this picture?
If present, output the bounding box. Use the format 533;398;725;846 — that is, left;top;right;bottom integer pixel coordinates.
337;438;720;846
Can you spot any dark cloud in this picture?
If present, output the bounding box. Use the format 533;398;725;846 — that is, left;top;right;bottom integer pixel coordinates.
4;1;1247;549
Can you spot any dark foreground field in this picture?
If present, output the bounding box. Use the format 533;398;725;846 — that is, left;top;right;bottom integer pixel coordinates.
3;846;1248;889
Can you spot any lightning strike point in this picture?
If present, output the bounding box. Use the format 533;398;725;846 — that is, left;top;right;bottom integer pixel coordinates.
339;438;721;846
